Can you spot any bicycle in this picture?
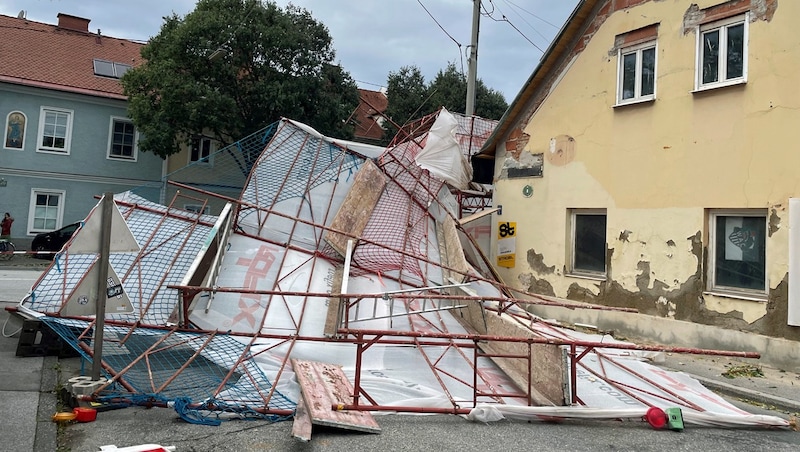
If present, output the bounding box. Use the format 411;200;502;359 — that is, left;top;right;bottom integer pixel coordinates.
0;239;15;261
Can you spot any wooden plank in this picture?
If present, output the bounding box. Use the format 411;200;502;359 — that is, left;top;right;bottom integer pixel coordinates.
291;359;381;434
291;396;313;442
323;267;344;337
325;159;386;257
458;207;500;225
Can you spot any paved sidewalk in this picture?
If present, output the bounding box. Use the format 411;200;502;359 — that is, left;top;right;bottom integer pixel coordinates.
653;352;800;415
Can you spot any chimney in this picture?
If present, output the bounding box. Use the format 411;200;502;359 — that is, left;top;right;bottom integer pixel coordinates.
57;13;90;33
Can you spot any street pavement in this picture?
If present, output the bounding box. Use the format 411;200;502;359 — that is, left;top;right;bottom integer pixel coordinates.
1;259;798;451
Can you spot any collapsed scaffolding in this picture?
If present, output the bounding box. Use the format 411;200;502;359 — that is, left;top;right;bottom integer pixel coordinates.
14;110;791;432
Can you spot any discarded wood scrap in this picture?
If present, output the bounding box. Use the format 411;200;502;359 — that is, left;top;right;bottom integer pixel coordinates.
291;359;381;442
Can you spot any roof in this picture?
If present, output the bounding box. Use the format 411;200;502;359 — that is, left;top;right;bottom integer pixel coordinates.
352;88;388;142
478;0;603;157
0;12;144;100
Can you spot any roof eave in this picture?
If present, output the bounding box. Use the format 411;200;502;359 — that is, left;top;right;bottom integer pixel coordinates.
477;0;600;158
0;76;128;101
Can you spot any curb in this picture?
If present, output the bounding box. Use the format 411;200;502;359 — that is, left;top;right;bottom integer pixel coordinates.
691;374;800;414
35;355;59;451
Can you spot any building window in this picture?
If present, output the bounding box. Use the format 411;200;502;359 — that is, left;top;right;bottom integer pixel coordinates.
28;190;65;233
190;136;213;164
4;111;26;149
184;204;210;215
569;209;607;276
708;210;766;296
617;41;656;104
93;59;132;79
108;118;137;160
37;107;73;154
696;14;748;90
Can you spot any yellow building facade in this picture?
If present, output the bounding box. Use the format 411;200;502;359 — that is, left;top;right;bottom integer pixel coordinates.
483;0;799;340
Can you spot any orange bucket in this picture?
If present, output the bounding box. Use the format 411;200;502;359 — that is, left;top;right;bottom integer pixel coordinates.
73;407;97;422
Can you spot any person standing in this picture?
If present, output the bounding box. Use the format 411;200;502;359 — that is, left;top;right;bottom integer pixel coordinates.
1;212;13;239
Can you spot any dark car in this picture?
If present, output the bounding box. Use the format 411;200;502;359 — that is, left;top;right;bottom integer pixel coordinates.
31;222;80;259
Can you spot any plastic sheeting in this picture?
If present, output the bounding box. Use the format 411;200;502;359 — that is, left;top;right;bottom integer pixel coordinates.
414;108;473;190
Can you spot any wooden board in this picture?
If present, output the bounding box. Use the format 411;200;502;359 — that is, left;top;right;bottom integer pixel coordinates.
325;159;386;257
291;359;381;434
323;267;344;337
291;396;313;442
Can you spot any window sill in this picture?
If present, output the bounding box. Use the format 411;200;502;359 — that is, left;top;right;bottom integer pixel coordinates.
613;97;655;108
37;148;69;155
703;290;767;303
566;271;607;282
692;79;746;93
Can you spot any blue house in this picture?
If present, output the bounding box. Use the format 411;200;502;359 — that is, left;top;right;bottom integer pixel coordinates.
0;12;163;246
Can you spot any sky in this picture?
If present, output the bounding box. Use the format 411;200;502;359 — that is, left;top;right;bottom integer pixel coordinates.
0;0;579;102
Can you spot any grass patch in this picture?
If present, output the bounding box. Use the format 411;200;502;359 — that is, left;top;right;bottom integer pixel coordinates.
721;364;764;379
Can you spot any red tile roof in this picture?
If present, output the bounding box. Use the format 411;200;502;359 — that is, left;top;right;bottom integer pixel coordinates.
0;13;144;100
353;88;388;141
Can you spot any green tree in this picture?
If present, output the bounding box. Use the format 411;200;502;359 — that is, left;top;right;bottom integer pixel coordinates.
122;0;359;165
383;63;508;143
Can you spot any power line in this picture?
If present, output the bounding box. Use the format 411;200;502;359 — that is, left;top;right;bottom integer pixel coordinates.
503;0;561;29
416;0;465;75
481;0;545;54
416;0;462;49
498;0;550;43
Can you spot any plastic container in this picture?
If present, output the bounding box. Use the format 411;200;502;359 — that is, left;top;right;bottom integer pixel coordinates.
52;411;77;422
73;407;97;422
644;407;667;429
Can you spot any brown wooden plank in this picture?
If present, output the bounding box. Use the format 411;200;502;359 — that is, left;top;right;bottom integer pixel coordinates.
325;159;386;257
291;396;313;442
291;359;381;434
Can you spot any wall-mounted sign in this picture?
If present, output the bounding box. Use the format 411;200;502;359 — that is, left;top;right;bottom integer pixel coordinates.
523;185;533;197
497;221;516;268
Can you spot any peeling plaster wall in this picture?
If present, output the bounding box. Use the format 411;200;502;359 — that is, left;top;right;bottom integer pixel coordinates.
492;0;800;341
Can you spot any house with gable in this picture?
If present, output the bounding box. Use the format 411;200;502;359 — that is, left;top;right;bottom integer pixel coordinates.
0;12;164;246
478;0;800;355
352;88;388;145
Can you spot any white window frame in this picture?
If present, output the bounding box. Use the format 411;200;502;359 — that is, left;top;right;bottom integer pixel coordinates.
695;14;748;91
27;189;66;234
707;209;767;299
615;40;657;106
37;106;73;154
568;209;607;278
107;116;138;161
4;111;27;150
189;136;214;165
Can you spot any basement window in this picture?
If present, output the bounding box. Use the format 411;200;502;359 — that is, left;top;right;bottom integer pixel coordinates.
707;209;766;297
569;209;607;277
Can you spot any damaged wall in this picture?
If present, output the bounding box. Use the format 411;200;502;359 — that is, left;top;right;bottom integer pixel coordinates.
490;0;800;341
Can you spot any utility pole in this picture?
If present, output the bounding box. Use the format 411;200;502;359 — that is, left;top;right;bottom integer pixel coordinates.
465;0;481;116
91;192;113;380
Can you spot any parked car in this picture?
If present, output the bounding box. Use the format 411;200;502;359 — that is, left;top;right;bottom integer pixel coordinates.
31;222;80;259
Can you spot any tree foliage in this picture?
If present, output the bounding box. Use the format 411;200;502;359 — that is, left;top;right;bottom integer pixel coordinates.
383;63;508;142
122;0;359;160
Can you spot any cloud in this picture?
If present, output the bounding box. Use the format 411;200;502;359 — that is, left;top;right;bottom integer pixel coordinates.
0;0;578;103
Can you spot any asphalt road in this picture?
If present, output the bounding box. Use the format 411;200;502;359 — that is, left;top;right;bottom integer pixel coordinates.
60;407;800;452
2;265;798;451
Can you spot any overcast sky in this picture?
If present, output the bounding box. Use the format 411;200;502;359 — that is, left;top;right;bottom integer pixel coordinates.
0;0;579;102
